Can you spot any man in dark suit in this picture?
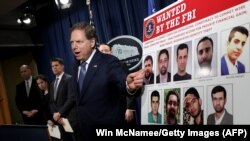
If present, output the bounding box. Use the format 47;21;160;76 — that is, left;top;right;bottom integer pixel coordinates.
207;85;233;125
49;58;79;141
70;22;144;140
15;64;45;125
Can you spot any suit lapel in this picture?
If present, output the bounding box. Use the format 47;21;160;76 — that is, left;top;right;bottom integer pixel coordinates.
56;74;65;100
79;51;101;99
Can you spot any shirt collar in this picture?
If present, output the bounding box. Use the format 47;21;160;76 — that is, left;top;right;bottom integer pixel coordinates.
26;76;32;83
56;72;64;80
80;49;96;65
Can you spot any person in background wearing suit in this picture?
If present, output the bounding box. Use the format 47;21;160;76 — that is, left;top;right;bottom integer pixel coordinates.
35;74;52;125
70;22;144;140
49;58;79;141
15;64;45;125
144;55;154;85
207;85;233;125
98;43;137;124
221;26;249;75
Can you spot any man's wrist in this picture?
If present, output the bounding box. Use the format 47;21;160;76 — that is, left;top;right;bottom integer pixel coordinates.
126;81;137;95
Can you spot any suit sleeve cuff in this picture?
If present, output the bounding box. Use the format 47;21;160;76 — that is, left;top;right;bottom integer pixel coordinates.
126;81;137;95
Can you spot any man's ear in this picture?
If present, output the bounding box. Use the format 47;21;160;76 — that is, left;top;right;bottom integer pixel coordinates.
199;98;202;106
90;39;96;49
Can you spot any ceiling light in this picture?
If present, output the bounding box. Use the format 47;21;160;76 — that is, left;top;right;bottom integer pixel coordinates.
23;17;31;24
17;8;36;26
60;0;70;5
55;0;72;9
17;19;22;24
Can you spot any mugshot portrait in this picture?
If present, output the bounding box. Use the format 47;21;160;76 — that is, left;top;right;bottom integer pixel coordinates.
156;47;172;84
194;33;217;79
164;88;181;125
221;24;250;76
147;89;163;124
143;53;155;85
207;84;233;125
173;41;192;81
183;86;204;125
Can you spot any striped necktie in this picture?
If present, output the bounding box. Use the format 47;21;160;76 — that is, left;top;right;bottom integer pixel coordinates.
26;81;30;96
54;78;59;100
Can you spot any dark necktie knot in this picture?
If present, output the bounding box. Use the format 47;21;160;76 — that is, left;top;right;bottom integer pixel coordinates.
80;62;87;68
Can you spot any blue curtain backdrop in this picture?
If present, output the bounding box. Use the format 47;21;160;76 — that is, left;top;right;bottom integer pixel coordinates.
34;0;176;124
34;0;89;79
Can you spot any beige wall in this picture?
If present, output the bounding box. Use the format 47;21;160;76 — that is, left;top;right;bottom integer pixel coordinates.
1;52;37;123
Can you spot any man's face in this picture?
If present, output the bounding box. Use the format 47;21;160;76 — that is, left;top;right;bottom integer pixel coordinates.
144;59;153;79
166;94;178;118
177;48;188;73
51;61;64;76
158;53;168;75
185;94;201;118
20;66;31;80
212;91;226;113
151;96;160;115
227;31;248;62
197;40;213;68
99;45;112;55
70;29;95;61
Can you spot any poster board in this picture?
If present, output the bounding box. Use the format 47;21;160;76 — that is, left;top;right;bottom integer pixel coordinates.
141;0;250;125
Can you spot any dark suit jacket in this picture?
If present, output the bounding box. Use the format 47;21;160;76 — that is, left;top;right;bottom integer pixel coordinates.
15;78;44;125
49;73;78;131
72;50;141;126
207;109;233;125
144;73;154;85
119;61;136;111
221;55;245;75
156;72;171;83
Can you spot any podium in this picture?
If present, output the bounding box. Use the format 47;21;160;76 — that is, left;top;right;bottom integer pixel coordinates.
0;124;51;141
